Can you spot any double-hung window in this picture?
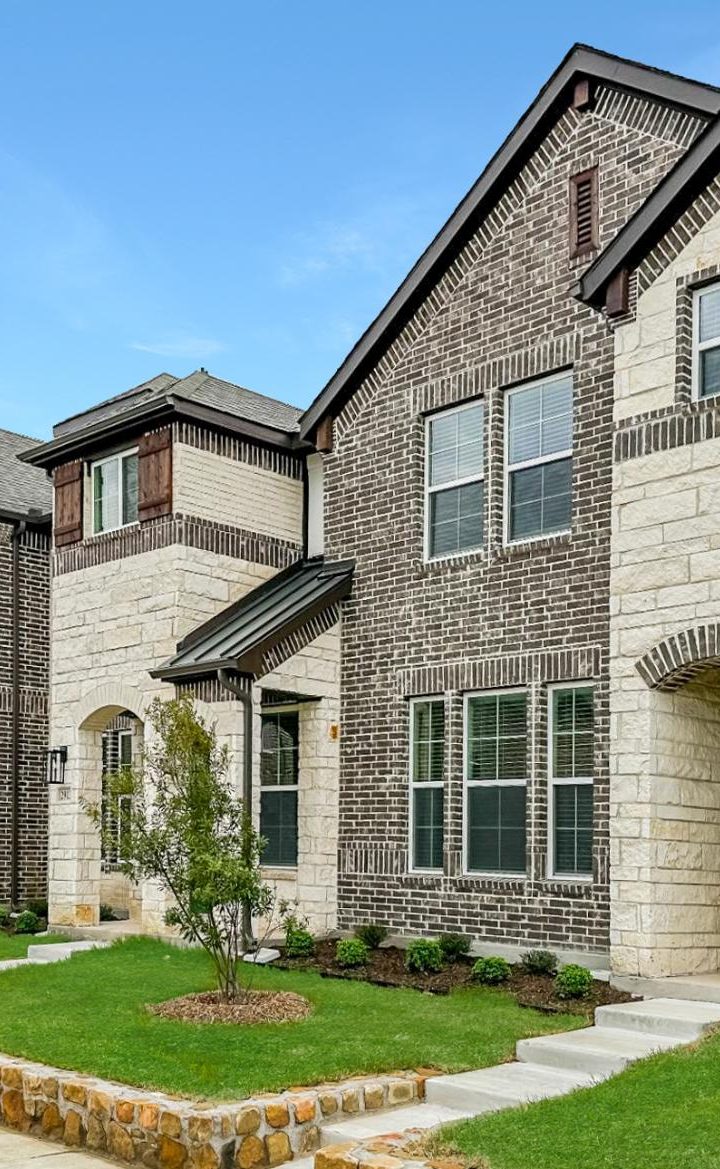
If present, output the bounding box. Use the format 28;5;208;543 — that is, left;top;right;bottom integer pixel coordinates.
426;402;484;559
465;691;527;874
260;710;299;867
549;686;594;878
506;374;573;542
409;698;445;871
92;448;139;534
693;282;720;399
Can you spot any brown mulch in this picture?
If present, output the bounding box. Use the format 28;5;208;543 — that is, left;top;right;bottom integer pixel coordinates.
277;939;632;1016
147;989;312;1025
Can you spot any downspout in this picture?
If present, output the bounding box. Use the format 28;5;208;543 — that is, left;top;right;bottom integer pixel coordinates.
10;520;26;908
217;668;255;949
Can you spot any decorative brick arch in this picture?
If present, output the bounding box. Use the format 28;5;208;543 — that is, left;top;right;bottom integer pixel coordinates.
76;683;147;731
635;624;720;691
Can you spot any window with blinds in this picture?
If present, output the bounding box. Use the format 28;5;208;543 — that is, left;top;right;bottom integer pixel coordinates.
410;699;445;870
260;710;300;866
550;686;594;877
693;282;720;399
426;401;485;559
569;167;598;258
506;373;573;542
465;691;527;874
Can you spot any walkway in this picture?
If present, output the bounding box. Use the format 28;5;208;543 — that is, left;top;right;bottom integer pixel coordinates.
0;1129;111;1167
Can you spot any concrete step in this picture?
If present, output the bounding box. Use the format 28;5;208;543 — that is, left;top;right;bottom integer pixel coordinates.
320;1102;472;1145
596;997;720;1041
26;940;109;964
613;973;720;1005
0;959;28;973
425;1061;596;1112
516;1025;681;1077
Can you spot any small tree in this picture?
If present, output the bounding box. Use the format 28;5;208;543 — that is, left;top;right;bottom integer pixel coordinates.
87;695;275;1000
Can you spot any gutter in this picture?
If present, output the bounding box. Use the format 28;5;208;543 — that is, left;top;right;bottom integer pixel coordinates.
216;668;255;949
10;520;26;907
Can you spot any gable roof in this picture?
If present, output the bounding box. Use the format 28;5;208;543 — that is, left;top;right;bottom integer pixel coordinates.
299;44;720;441
577;113;720;310
0;428;52;521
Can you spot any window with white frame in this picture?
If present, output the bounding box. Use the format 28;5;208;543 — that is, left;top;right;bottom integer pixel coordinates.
410;698;445;870
101;728;133;869
506;374;573;542
92;448;139;534
260;709;299;867
426;401;484;558
693;282;720;399
550;686;594;877
465;691;527;874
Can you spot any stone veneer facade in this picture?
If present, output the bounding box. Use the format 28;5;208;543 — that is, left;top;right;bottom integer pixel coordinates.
323;86;708;959
49;424;339;934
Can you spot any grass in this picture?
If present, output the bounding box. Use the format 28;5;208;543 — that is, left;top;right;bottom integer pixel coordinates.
0;937;582;1101
0;932;71;959
436;1030;720;1169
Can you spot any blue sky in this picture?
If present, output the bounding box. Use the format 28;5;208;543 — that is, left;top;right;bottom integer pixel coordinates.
1;1;719;439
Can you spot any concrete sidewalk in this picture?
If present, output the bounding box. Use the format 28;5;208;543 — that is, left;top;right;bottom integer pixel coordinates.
0;1130;112;1167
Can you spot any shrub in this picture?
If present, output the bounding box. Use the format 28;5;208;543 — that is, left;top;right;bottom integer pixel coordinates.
99;904;117;922
354;923;388;950
0;906;11;929
520;948;558;976
472;956;512;985
554;963;593;999
24;898;48;920
14;910;40;935
284;915;315;959
405;939;444;974
439;933;471;963
336;938;370;968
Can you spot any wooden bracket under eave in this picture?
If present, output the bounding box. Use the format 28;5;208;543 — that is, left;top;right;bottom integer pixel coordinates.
315;415;334;453
572;78;595;112
605;269;630;318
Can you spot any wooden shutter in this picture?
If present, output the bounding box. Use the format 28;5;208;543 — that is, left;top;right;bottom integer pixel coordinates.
137;428;173;522
569;167;598;258
54;461;84;547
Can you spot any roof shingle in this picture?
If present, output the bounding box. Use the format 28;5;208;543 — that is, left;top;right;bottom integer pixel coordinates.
0;428;52;518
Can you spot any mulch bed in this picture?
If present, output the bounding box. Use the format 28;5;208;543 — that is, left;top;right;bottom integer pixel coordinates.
277;940;632;1015
148;989;312;1025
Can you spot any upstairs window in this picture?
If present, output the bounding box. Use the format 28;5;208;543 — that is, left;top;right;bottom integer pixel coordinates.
409;698;445;871
92;449;139;534
506;374;573;542
693;282;720;399
426;402;484;559
260;710;299;867
465;691;527;875
569;167;598;258
550;686;594;878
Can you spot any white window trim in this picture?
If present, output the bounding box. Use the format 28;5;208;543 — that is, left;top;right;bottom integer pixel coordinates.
692;282;720;401
547;681;594;882
503;372;573;547
91;447;139;536
259;704;300;871
424;399;485;563
408;695;445;874
103;729;132;870
462;688;528;879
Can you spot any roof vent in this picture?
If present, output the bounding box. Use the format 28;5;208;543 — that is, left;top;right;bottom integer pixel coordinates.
569;166;599;258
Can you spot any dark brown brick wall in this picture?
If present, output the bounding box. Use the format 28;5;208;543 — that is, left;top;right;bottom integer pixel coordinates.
324;87;704;955
0;523;50;905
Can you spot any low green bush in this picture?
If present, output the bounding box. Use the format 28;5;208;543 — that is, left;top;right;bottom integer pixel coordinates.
24;898;48;920
99;904;117;922
336;938;370;968
554;963;593;999
283;915;315;959
439;933;471;963
405;938;444;974
520;948;558;976
14;910;40;935
0;906;11;929
354;923;388;950
472;956;512;985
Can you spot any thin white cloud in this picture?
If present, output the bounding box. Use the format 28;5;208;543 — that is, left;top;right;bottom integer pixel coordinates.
129;336;228;359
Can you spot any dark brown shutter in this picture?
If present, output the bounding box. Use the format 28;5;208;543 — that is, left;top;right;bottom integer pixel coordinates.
137;428;173;522
54;461;84;547
569;167;599;258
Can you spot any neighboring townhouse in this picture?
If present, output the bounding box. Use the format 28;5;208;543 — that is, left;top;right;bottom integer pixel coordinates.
297;45;720;972
0;429;52;907
24;371;346;933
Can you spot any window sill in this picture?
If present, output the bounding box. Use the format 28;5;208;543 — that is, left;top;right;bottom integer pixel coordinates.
85;522;140;542
497;530;572;559
261;866;298;881
421;547;487;571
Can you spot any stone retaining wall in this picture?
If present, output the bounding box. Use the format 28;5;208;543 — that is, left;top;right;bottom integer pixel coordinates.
0;1052;428;1168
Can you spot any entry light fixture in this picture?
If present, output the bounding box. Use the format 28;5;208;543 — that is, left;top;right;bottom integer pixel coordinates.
46;747;68;785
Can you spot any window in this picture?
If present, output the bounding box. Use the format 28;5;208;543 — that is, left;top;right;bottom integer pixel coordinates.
549;686;594;878
409;698;445;870
465;691;527;874
693;283;720;399
426;402;484;559
260;710;299;867
506;374;572;542
92;449;139;534
569;168;599;258
101;728;133;869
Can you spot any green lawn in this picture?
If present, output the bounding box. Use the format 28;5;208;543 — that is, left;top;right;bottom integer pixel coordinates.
436;1031;720;1169
0;932;70;959
0;937;581;1100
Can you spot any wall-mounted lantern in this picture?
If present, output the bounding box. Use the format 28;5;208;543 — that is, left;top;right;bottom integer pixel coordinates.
46;747;68;785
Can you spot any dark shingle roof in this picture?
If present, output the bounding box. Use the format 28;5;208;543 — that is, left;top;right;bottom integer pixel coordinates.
152;558;354;681
0;428;52;518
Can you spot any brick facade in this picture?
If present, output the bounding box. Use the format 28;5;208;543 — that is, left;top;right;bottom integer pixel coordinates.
323;86;705;957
